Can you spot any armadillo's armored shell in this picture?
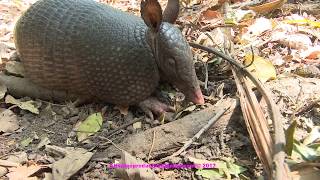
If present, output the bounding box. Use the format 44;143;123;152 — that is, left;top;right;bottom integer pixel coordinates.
14;0;160;105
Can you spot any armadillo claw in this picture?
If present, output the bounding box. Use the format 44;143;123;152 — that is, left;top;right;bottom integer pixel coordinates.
138;97;175;120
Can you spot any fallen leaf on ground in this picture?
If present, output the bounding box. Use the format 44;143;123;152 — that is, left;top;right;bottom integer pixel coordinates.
0;83;7;99
45;145;93;180
76;112;103;141
7;164;48;180
174;105;197;119
274;33;312;50
196;169;224;179
196;29;227;49
283;19;320;28
5;95;39;114
199;9;221;22
300;46;320;59
303;126;320;145
241;17;273;42
0;159;20;167
0;166;8;177
292;142;318;162
0;108;19;133
6;151;28;164
0;43;12;60
233;9;255;22
20;137;34;148
189;156;246;179
244;54;277;86
132;121;142;129
285;120;297;156
36;136;51;149
248;0;286;14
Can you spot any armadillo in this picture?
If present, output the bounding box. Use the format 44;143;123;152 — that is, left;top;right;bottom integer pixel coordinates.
13;0;204;111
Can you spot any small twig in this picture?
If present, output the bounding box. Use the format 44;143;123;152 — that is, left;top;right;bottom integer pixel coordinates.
106;117;143;138
296;98;320;115
155;99;234;164
42;128;55;134
7;105;18;111
37;99;67;107
98;136;125;152
204;32;215;46
204;62;209;90
147;130;156;163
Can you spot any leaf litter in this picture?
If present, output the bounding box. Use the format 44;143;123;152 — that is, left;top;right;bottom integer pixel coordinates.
0;0;320;179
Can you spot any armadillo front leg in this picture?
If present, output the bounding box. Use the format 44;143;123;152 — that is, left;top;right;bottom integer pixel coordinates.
138;97;175;120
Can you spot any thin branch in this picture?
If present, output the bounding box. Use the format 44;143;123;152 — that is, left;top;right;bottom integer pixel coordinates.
190;42;289;179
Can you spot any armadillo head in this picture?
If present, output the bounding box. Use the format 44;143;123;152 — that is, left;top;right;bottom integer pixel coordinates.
141;0;204;104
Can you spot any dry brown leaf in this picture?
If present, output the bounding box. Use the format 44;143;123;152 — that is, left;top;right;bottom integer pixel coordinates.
0;108;19;133
299;46;320;59
244;54;277;86
0;82;7;99
45;145;93;180
0;159;20;167
275;33;312;50
199;9;221;21
0;166;8;177
307;51;320;59
248;0;286;14
196;29;227;50
5;95;39;114
7;164;47;180
241;17;273;43
232;68;274;177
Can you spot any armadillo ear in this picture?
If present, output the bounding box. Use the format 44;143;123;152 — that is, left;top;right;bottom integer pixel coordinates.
140;0;163;32
163;0;179;23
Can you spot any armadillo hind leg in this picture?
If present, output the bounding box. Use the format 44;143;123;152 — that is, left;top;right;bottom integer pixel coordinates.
0;72;79;102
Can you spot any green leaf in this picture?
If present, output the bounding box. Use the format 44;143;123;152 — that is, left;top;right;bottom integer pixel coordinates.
227;162;247;177
196;169;224;179
77;113;103;141
285;120;297;156
20;137;33;147
190;157;246;179
293;142;318;161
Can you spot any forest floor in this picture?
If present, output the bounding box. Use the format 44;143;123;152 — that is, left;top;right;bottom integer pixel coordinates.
1;0;320;179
